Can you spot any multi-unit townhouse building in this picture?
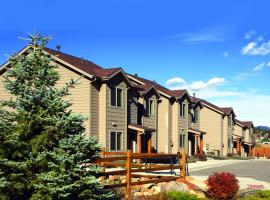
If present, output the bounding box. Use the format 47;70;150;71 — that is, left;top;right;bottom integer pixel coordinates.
234;120;254;157
0;46;255;157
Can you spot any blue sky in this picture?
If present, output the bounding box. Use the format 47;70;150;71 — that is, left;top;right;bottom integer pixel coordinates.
1;0;270;125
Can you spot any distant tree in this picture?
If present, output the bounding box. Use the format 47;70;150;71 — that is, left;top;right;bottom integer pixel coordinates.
0;34;113;199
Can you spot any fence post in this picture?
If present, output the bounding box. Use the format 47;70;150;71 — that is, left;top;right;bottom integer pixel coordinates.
101;147;105;167
125;150;132;200
180;149;186;178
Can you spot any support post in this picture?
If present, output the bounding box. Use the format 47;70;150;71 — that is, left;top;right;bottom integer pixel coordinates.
137;131;141;164
200;136;203;155
148;134;152;154
180;149;186;178
101;147;105;167
125;150;132;200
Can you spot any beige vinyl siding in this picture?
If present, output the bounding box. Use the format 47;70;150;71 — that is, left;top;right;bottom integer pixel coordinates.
106;75;128;151
200;106;223;155
90;82;100;139
171;101;179;153
99;83;107;149
234;124;244;137
157;96;170;153
0;73;13;101
127;90;138;124
223;116;229;155
55;63;91;136
143;90;157;129
178;99;189;152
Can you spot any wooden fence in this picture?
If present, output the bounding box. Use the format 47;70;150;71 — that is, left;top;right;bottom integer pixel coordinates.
254;145;270;158
93;149;186;199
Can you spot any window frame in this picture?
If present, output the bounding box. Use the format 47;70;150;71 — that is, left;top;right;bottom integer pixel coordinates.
180;103;186;118
110;86;123;108
194;109;199;123
145;98;154;116
109;131;123;151
179;133;186;148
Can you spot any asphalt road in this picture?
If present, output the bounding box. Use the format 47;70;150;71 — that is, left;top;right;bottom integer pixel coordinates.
189;160;270;183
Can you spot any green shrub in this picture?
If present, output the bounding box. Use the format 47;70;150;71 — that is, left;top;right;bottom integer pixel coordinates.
166;191;203;200
256;190;270;198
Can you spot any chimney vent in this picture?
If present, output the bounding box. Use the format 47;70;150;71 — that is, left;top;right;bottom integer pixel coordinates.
134;73;138;77
193;93;196;97
56;45;61;52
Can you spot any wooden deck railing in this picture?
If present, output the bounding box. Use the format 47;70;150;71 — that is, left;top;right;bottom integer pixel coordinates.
92;149;186;199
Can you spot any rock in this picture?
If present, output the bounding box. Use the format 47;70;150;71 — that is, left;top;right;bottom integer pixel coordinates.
160;181;189;192
142;192;152;196
97;176;107;182
133;192;143;197
108;175;120;181
151;186;162;193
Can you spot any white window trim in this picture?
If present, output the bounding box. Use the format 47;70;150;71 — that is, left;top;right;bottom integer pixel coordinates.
179;133;185;148
110;86;123;108
109;131;123;151
145;98;154;116
180;103;186;118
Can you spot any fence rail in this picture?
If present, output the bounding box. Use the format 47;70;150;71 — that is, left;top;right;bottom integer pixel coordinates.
93;149;186;199
254;145;270;158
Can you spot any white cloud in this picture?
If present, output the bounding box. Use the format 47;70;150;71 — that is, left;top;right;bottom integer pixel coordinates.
213;93;270;126
257;36;264;42
170;26;227;42
241;40;270;56
223;52;229;57
241;42;257;55
244;30;256;40
166;77;187;87
166;77;226;92
253;62;265;72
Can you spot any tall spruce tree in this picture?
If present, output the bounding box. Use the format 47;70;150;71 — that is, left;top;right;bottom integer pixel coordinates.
0;34;113;200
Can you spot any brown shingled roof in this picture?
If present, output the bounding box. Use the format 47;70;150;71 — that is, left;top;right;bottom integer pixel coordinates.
200;99;235;116
127;74;190;98
235;119;253;128
44;47;120;78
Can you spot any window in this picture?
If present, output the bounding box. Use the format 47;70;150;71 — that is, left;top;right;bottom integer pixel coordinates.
180;103;186;117
179;133;185;148
228;115;232;126
110;131;122;151
110;87;122;107
194;109;199;123
145;99;154;115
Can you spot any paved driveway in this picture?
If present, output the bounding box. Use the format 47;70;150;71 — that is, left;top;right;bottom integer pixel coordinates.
190;160;270;183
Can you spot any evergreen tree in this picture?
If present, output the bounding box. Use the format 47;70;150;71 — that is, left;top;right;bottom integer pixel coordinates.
0;34;113;200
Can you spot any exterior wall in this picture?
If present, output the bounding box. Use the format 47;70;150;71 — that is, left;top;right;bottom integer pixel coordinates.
106;75;128;151
143;90;157;129
170;98;189;154
234;124;243;137
0;72;13;101
189;106;200;130
223;116;229;155
172;100;179;153
90;82;100;139
55;64;92;136
177;98;189;153
127;89;138;125
99;83;107;149
157;96;170;153
200;106;223;155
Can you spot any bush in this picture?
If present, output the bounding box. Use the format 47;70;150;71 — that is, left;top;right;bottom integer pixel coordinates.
166;191;203;200
256;190;270;198
207;172;239;200
239;190;270;200
206;154;228;160
194;153;207;161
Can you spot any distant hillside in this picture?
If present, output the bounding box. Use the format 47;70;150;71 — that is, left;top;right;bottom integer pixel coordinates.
256;126;270;131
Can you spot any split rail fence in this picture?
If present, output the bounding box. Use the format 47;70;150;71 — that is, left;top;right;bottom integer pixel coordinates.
93;149;186;199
